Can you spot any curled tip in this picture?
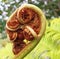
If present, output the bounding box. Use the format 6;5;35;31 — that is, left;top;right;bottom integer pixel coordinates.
26;26;38;38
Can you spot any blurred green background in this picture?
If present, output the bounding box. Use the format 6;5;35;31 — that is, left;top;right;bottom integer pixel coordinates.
0;0;60;39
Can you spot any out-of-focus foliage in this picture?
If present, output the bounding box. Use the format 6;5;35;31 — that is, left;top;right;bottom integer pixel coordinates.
0;0;60;39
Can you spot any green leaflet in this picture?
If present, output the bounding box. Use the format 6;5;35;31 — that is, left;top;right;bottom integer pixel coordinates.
50;18;60;33
0;43;14;59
